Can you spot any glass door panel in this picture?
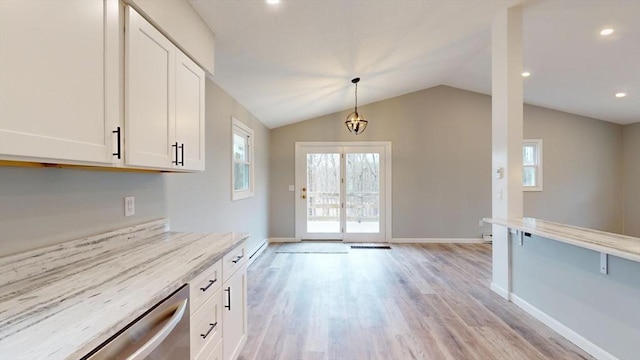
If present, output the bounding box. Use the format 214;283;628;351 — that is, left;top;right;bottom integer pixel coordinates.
345;153;380;233
295;142;389;242
306;153;341;234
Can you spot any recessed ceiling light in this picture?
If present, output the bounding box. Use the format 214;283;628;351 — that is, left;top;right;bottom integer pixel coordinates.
522;72;531;77
600;28;614;36
615;92;627;98
266;0;280;4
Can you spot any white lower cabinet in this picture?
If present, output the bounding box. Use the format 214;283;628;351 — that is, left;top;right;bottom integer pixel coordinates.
197;338;223;360
191;287;222;359
223;264;247;360
190;241;247;360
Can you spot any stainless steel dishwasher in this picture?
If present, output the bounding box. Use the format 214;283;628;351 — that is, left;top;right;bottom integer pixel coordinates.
82;284;190;360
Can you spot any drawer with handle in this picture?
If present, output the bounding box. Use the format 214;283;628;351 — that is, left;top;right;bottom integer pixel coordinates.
190;287;222;359
189;260;222;314
222;242;246;282
194;333;221;360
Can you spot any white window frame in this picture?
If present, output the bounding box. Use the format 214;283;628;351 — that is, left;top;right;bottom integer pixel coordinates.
231;118;254;201
523;139;543;192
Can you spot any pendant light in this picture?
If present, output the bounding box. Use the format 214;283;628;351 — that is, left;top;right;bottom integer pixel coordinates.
345;77;368;135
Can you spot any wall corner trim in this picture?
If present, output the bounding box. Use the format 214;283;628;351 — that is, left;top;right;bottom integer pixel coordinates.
390;238;483;244
510;294;619;360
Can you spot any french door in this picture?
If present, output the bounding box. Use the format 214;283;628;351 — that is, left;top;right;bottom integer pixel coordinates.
294;142;391;242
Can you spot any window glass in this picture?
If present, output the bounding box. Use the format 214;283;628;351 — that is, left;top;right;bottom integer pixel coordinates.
523;166;536;187
523;145;536;166
234;163;250;191
233;134;247;161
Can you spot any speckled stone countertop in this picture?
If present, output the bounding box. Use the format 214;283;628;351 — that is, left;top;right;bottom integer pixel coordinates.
0;219;248;359
484;217;640;262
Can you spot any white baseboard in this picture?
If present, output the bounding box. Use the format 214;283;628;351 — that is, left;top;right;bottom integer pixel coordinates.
268;237;297;243
247;239;268;267
510;294;618;360
390;238;483;244
490;282;510;300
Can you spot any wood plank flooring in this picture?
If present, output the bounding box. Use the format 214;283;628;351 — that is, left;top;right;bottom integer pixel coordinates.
239;243;593;360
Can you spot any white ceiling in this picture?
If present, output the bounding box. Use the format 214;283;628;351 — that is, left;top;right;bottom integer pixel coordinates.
192;0;640;128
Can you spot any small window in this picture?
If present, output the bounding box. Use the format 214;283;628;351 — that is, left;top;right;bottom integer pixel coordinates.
232;118;254;200
523;139;543;191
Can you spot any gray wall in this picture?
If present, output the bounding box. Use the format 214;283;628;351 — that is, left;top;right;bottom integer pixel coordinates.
623;122;640;237
165;80;270;254
269;85;629;239
0;79;270;257
270;86;493;239
523;105;623;233
511;234;640;359
0;167;166;256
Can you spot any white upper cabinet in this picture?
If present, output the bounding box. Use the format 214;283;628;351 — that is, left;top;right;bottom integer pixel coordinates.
126;6;205;171
175;51;206;171
125;6;176;169
0;0;120;165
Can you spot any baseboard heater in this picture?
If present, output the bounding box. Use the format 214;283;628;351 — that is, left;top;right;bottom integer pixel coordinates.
350;245;391;249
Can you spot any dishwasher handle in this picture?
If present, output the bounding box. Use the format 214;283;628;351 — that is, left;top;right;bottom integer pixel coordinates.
126;298;189;360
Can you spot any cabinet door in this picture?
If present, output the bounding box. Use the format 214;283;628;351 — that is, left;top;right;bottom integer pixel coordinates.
175;50;206;171
223;266;247;360
125;6;175;169
0;0;120;164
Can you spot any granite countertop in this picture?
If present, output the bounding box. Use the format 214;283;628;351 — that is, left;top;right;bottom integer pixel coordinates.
0;219;248;359
484;217;640;262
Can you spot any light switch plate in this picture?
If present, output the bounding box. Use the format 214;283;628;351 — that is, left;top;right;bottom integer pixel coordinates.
288;185;294;192
124;196;135;217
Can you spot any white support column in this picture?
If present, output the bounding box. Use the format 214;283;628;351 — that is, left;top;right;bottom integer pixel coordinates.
491;5;524;300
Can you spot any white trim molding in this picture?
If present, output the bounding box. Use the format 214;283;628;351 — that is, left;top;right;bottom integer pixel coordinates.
390;238;483;244
510;294;618;360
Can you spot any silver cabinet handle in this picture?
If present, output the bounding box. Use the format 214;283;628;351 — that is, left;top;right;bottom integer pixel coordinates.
231;255;243;264
125;298;188;360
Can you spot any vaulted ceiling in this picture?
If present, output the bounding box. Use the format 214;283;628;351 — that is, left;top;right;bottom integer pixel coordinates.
192;0;640;128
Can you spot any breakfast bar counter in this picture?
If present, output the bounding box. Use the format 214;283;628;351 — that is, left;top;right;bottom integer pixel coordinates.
485;217;640;360
483;217;640;262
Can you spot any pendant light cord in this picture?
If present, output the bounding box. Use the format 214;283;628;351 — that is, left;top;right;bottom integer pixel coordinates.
354;82;358;113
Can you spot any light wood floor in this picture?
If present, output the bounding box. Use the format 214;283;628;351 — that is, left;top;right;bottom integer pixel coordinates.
239;243;593;360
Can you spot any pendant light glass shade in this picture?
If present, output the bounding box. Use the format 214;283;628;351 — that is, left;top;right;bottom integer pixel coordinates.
345;77;367;135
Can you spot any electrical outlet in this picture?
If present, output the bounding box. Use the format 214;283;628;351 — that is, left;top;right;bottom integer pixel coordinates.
288;185;294;192
124;196;135;217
